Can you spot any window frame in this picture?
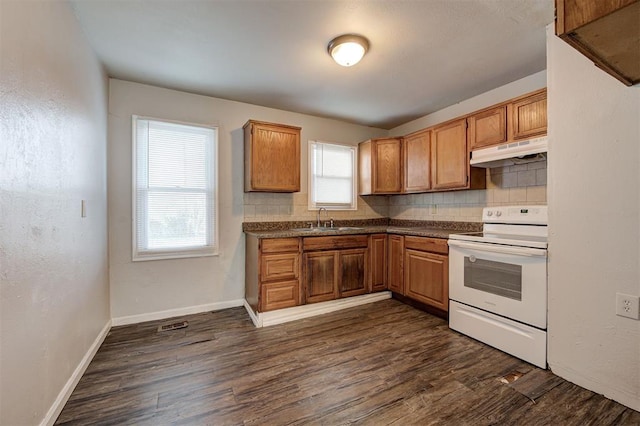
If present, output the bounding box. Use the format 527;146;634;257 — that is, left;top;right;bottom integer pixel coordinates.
307;140;358;211
131;115;219;262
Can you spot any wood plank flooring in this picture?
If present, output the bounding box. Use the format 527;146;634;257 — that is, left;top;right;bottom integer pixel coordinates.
56;299;639;425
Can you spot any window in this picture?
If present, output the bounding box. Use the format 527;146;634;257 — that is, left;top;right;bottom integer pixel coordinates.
132;116;218;261
308;141;357;210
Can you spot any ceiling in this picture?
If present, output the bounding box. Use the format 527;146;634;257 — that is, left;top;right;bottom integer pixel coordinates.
70;0;554;129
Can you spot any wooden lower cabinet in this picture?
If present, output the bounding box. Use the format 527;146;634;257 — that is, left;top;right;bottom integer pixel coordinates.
304;251;339;304
302;235;369;304
369;234;387;292
245;236;302;313
388;235;404;294
404;249;449;311
261;280;300;311
339;248;367;298
388;234;449;312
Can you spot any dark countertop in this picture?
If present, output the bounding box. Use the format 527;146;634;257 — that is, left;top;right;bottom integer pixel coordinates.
244;224;478;240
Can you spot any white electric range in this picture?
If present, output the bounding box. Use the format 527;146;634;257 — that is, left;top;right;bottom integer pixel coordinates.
447;205;548;368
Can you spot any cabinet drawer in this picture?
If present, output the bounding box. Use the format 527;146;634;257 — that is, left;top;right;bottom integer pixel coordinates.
261;280;299;312
404;236;448;255
261;237;300;253
260;253;299;281
303;235;368;251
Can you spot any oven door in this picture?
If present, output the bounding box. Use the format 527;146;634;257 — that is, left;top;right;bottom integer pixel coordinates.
448;239;547;329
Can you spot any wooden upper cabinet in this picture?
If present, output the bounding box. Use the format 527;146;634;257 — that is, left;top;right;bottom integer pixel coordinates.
431;119;468;190
358;138;402;195
402;130;431;192
468;105;507;150
244;120;301;192
510;90;548;140
556;0;640;86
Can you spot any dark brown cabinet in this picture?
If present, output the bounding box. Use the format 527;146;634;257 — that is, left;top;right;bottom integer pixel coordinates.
244;120;301;192
304;251;339;303
387;234;404;294
302;235;369;304
369;234;388;292
339;248;367;298
556;0;640;86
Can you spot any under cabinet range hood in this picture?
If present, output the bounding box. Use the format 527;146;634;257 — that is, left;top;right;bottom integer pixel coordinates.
470;136;548;168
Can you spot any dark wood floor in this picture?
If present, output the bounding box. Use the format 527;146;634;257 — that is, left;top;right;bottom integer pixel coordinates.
56;299;639;425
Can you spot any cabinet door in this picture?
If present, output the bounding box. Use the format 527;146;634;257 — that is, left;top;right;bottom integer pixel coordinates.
511;91;547;140
261;280;300;312
260;253;299;282
468;105;507;150
339;248;367;298
304;251;338;303
245;121;300;192
404;249;449;311
372;138;402;193
431;119;468;190
370;234;387;292
403;130;431;192
388;235;404;294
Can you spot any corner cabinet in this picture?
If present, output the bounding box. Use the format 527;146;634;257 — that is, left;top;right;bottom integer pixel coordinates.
244;120;301;192
555;0;640;86
358;138;402;195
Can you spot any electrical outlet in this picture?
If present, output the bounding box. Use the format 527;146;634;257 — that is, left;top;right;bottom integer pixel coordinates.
616;293;640;320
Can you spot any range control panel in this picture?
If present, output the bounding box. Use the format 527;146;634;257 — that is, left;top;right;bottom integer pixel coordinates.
482;205;548;225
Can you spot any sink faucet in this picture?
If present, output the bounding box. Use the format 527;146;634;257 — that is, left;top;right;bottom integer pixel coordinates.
317;207;328;228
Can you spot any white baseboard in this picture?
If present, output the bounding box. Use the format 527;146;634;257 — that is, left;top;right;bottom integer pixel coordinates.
245;291;392;328
40;320;111;426
549;362;640;412
111;299;245;326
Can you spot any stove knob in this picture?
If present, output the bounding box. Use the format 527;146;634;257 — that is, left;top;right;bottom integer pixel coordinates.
496;211;502;217
486;211;493;216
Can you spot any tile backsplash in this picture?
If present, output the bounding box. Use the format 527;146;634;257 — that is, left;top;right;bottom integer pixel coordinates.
243;161;546;223
390;161;547;222
243;192;389;223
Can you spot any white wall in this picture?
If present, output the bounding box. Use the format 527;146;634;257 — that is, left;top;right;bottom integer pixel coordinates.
389;71;547;137
0;1;109;425
108;80;386;321
547;25;640;410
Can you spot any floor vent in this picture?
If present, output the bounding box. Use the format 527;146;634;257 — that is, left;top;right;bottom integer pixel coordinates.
158;321;189;332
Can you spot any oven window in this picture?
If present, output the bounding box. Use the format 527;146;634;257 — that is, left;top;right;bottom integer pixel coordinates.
464;257;522;300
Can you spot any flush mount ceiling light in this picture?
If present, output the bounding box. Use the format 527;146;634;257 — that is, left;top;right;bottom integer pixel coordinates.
327;34;369;67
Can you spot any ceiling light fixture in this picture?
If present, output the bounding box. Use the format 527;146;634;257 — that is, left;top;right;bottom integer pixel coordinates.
327;34;369;67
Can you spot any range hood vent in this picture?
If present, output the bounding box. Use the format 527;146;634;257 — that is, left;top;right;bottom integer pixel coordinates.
470;136;548;169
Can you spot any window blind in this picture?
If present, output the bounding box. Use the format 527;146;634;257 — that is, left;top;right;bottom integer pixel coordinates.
133;117;217;260
310;141;356;209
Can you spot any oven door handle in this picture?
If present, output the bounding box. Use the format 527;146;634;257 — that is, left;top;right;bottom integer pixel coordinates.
447;240;547;257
